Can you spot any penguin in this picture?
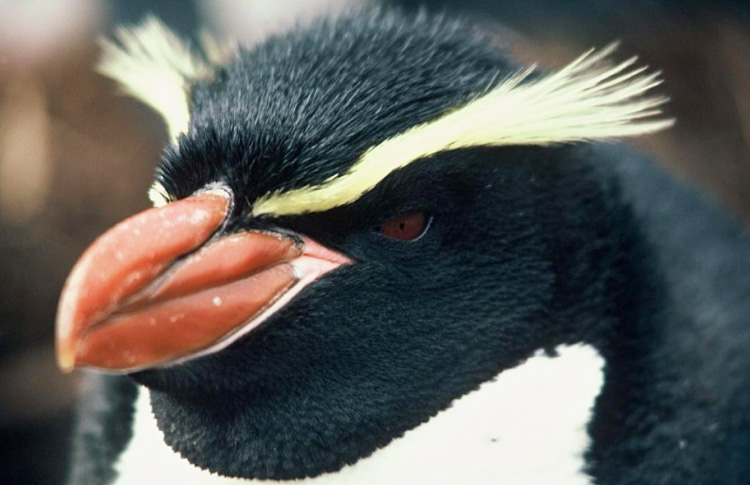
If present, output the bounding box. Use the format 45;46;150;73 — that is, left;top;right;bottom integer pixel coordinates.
57;11;750;485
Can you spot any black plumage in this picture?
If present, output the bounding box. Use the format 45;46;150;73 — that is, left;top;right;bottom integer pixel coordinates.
64;10;750;484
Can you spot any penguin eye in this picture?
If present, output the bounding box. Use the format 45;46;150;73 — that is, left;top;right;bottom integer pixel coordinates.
379;212;428;241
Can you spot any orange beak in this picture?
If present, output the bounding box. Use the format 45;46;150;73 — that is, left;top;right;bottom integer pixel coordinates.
56;189;350;374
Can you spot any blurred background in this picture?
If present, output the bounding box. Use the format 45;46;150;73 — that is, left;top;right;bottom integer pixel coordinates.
0;0;748;483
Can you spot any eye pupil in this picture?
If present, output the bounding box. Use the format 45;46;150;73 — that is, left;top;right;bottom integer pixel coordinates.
380;212;427;241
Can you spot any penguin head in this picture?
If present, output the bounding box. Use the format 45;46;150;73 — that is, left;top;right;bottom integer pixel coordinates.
56;11;671;479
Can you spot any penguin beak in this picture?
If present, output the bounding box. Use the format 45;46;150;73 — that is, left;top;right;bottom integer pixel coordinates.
55;190;350;374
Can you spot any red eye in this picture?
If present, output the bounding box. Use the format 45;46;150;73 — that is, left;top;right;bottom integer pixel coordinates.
379;212;428;241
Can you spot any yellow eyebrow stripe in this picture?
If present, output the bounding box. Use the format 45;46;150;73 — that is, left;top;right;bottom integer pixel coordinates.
252;44;673;218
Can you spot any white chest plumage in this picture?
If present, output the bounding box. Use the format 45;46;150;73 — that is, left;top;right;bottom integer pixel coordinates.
114;344;603;485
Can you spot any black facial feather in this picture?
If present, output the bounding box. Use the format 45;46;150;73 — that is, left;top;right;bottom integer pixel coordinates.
79;9;750;484
139;140;638;480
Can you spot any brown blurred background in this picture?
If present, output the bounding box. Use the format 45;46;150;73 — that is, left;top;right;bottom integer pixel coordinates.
0;1;748;484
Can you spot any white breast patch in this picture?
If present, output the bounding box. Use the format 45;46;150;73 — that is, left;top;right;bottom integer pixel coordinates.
114;344;604;485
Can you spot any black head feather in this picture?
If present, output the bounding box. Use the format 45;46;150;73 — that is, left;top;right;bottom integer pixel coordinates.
156;12;513;210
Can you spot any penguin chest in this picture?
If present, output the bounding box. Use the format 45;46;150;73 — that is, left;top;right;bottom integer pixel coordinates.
114;344;604;485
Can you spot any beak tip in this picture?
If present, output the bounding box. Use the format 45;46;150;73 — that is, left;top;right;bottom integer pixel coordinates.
55;307;78;373
53;190;233;375
57;350;76;373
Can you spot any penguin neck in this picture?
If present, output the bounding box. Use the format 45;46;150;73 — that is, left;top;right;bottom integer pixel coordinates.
547;161;673;480
114;344;604;485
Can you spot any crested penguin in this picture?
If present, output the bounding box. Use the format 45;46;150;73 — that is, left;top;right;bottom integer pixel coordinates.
57;11;750;485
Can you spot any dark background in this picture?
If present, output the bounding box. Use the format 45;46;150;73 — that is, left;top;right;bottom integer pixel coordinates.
1;1;748;483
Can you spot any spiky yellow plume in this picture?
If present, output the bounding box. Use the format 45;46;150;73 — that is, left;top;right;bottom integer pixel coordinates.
252;44;673;217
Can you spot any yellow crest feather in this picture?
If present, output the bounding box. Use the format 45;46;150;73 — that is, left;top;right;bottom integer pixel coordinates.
252;44;673;217
97;17;231;143
98;18;237;208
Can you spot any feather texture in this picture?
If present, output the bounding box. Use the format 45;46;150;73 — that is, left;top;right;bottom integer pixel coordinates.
252;44;673;217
